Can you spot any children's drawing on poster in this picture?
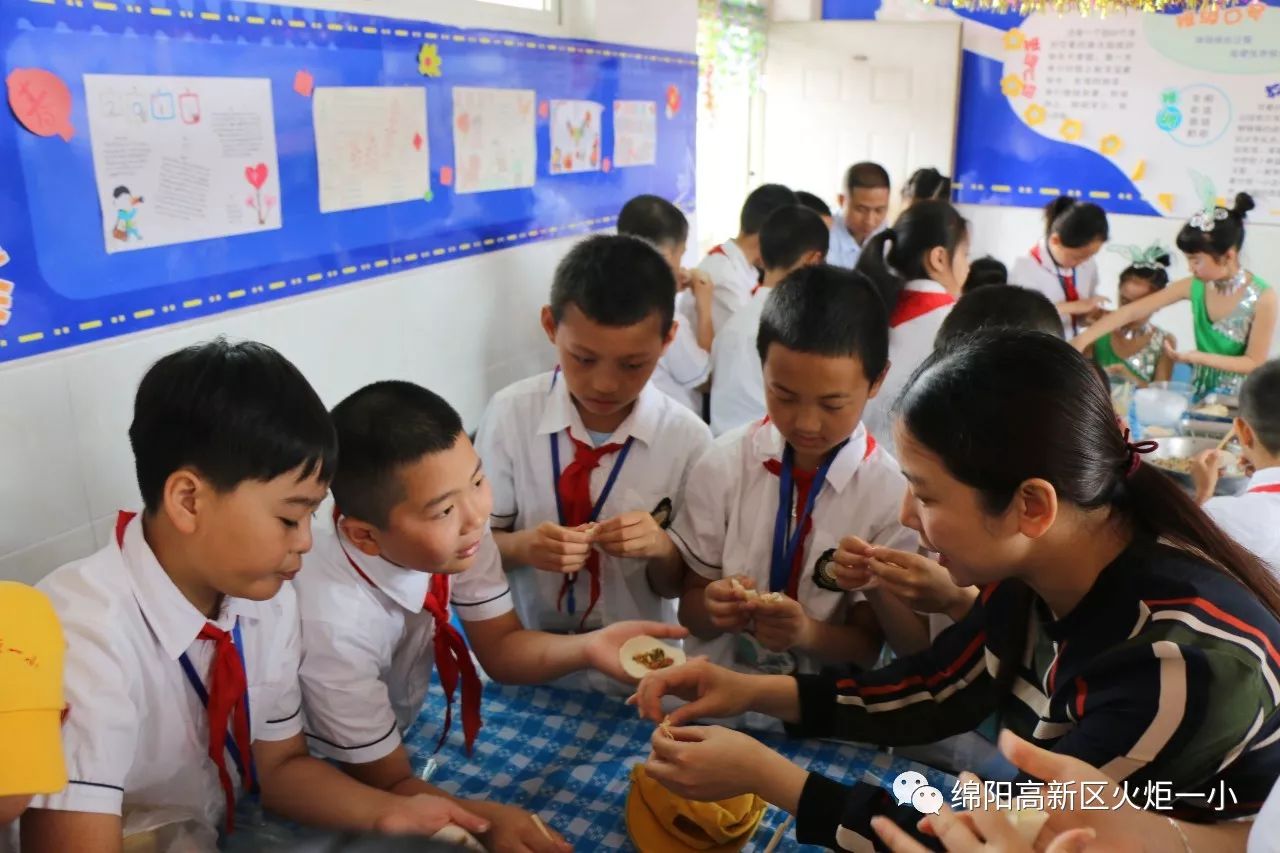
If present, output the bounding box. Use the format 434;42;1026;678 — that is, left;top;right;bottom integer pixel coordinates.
451;86;536;194
612;100;657;167
549;99;602;174
83;74;282;253
313;87;430;213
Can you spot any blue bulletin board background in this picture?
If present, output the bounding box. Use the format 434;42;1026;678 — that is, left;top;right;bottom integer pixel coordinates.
0;0;697;363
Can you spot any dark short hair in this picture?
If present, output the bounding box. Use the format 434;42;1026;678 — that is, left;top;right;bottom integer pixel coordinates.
739;183;798;235
330;381;465;528
129;339;336;512
759;205;830;271
1043;197;1109;248
964;256;1008;293
903;168;951;203
843;162;890;193
549;234;676;336
936;286;1064;351
617;194;689;248
794;191;832;218
757;264;888;383
1241;360;1280;454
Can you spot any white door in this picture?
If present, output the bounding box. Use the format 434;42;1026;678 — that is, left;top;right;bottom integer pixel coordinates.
756;20;962;210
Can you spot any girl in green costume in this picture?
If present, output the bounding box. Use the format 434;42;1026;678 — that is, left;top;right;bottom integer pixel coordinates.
1090;243;1177;387
1076;186;1275;399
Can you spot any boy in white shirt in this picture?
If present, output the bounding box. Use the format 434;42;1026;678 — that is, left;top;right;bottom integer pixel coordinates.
827;162;890;270
476;235;712;692
672;266;929;682
22;341;488;852
710;204;829;437
693;183;797;332
297;380;687;853
617;195;713;415
1193;360;1280;572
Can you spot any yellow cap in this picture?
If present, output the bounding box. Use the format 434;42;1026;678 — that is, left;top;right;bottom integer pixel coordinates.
0;582;67;797
625;764;766;853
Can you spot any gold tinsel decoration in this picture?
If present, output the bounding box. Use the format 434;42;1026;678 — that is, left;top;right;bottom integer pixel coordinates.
920;0;1250;17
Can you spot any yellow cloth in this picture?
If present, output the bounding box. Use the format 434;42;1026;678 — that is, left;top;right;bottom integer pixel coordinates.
626;764;766;853
0;582;67;796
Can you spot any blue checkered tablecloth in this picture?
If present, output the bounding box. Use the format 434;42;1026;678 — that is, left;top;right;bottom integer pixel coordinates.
399;681;956;851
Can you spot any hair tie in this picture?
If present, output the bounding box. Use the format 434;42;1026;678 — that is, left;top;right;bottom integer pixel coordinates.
1122;428;1159;477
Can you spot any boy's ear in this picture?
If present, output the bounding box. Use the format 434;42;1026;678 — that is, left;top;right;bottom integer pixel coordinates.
540;305;558;346
837;193;846;209
340;516;384;558
662;317;679;352
1236;416;1255;449
866;359;891;400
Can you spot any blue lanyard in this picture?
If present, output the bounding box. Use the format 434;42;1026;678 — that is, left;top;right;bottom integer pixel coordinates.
178;618;259;796
769;445;839;594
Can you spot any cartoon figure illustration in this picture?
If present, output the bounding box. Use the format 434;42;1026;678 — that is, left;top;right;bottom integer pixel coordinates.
111;186;143;242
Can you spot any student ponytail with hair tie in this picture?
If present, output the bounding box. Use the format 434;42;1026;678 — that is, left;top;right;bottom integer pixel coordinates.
855;199;970;453
1011;196;1110;337
1076;185;1276;398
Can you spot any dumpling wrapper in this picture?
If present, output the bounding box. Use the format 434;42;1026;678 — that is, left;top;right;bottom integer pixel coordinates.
1008;808;1049;843
432;825;486;851
619;635;687;680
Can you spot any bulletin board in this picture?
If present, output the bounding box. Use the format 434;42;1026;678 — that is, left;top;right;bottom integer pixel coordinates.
0;0;697;364
822;0;1280;224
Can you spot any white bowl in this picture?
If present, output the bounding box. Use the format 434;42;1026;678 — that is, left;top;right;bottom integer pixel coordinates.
1134;387;1189;428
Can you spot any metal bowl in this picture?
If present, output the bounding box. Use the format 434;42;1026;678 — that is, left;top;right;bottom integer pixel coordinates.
1145;435;1248;496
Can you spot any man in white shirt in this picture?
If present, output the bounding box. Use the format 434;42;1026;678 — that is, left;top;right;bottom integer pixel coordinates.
1193;361;1280;572
710;204;829;436
297;381;685;852
22;340;487;853
692;183;797;332
827;162;891;270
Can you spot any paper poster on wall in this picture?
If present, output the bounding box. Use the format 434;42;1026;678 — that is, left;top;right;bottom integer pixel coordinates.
549;99;602;174
451;86;536;194
314;87;430;213
612;100;657;167
83;74;282;253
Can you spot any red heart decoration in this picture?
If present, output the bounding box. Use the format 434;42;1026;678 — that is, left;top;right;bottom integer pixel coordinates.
245;163;268;189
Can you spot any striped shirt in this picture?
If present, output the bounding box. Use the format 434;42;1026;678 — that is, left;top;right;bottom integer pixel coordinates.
791;539;1280;849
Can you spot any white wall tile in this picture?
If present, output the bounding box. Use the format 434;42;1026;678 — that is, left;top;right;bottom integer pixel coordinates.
0;525;97;585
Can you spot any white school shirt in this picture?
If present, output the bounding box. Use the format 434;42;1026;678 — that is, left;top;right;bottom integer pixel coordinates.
1010;239;1100;338
475;371;713;637
669;419;919;676
651;310;711;415
695;239;759;332
295;525;512;764
862;279;955;456
1250;776;1280;852
30;512;303;828
1205;468;1280;574
709;286;768;437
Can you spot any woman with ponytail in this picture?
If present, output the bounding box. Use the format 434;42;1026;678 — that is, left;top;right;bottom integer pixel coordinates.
855;199;969;453
630;332;1280;851
1012;196;1111;337
1077;190;1275;398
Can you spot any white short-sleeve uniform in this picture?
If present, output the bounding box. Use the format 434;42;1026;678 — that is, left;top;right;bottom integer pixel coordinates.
295;525;512;764
669;420;919;676
693;239;758;333
475;371;712;663
862;279;955;456
651;314;711;415
1204;468;1280;574
1010;239;1100;338
30;512;303;831
709;287;768;437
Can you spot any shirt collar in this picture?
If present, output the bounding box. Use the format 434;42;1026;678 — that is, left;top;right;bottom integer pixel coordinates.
903;278;951;296
535;368;663;447
749;420;874;494
1248;467;1280;491
720;239;754;279
118;512;256;661
332;520;431;614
